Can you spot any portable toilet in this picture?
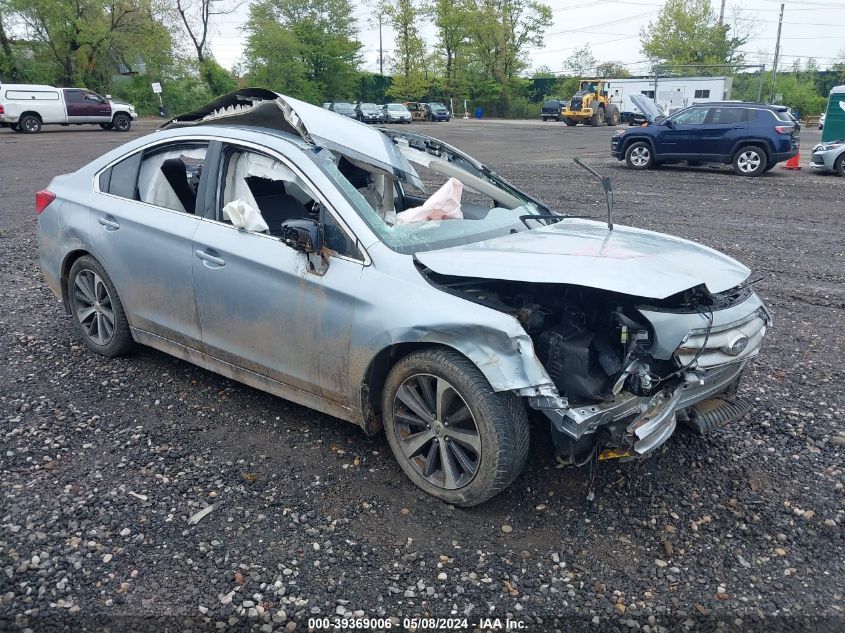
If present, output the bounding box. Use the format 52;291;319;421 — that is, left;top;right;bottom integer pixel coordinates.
821;84;845;143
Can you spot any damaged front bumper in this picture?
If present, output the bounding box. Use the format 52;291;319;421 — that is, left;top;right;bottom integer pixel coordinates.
529;360;749;457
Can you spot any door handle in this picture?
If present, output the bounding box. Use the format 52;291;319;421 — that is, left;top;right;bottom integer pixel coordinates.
98;216;120;230
195;249;226;267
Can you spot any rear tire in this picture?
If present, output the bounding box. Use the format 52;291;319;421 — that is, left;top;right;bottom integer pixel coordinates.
68;256;135;357
542;116;547;122
835;154;845;177
732;145;767;176
112;113;131;132
19;114;41;134
99;123;114;130
382;348;530;507
625;141;654;169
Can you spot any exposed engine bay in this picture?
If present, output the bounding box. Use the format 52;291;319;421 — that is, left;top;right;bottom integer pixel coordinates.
421;266;769;462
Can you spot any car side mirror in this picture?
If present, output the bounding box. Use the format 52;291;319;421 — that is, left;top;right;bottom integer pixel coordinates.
663;119;675;129
280;218;323;254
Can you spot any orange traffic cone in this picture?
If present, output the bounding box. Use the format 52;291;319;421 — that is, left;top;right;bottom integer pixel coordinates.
783;144;801;170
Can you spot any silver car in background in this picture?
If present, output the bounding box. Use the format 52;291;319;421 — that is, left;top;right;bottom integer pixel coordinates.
809;138;845;175
37;89;770;506
382;103;412;123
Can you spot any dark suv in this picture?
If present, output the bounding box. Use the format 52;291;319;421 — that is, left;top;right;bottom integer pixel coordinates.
611;96;800;176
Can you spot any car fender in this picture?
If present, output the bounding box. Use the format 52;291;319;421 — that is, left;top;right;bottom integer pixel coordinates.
621;135;656;154
728;137;773;159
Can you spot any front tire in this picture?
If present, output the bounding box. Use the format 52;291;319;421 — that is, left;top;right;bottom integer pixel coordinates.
732;145;767;176
382;348;529;507
625;141;654;169
564;118;577;126
68;256;135;357
591;107;605;127
112;113;132;132
606;106;620;126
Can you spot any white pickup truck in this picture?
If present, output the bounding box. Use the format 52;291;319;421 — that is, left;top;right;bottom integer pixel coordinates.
0;84;138;134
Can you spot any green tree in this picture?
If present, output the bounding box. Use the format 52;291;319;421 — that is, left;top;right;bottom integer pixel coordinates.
596;61;630;78
641;0;746;69
562;44;596;77
6;0;171;88
430;0;470;92
243;0;361;102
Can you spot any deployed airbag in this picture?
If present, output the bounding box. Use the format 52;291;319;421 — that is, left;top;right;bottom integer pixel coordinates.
396;177;464;224
223;199;270;232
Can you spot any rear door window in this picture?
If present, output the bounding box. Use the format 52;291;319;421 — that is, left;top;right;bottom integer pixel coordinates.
98;142;209;215
707;107;747;124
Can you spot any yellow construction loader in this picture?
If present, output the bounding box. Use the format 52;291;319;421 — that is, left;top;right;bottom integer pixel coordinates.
562;79;621;127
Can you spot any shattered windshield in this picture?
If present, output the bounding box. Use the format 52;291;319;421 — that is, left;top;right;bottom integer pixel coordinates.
313;138;550;254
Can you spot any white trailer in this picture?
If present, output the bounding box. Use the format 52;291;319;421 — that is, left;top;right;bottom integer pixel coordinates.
604;76;732;124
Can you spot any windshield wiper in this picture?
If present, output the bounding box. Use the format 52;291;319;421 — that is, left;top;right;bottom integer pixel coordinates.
573;158;613;230
518;213;596;228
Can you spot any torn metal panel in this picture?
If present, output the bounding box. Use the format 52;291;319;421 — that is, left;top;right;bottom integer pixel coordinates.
416;218;750;300
162;88;422;189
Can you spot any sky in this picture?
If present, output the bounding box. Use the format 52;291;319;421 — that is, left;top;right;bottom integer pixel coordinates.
208;0;845;76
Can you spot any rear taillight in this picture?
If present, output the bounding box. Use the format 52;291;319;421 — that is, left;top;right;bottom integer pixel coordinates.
0;105;5;115
775;125;794;134
35;190;56;214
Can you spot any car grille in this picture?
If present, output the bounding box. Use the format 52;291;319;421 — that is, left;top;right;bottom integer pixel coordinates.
674;309;768;369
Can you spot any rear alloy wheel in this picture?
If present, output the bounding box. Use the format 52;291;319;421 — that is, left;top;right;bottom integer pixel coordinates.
19;114;42;134
68;256;135;357
382;349;529;506
112;113;132;132
732;146;767;176
625;141;654;169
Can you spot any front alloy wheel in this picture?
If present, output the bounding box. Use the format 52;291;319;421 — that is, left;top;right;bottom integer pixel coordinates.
382;349;529;506
625;142;654;169
392;373;481;490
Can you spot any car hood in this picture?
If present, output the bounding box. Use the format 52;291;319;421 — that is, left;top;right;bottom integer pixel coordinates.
415;219;750;300
630;94;665;123
161;87;421;186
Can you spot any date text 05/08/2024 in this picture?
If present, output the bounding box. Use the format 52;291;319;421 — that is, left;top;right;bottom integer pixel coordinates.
308;617;527;630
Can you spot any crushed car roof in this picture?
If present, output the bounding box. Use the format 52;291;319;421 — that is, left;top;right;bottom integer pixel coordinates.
162;87;419;184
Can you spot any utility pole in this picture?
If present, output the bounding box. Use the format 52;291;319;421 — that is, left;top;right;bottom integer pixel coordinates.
378;12;384;76
718;0;726;25
769;3;784;103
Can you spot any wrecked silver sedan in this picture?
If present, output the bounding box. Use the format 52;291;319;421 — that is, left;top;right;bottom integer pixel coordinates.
37;89;770;506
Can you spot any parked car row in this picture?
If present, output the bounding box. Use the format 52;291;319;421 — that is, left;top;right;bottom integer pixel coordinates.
0;83;138;133
322;101;451;124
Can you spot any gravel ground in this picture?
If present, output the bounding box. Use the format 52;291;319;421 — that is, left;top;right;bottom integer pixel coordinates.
0;120;843;632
